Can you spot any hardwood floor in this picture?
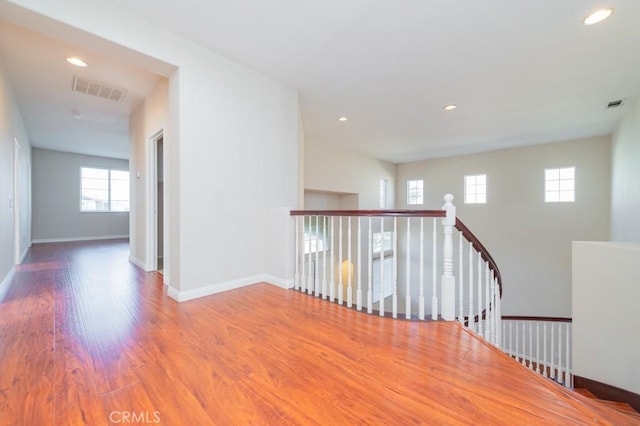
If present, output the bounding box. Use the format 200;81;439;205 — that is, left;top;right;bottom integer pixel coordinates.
1;239;637;425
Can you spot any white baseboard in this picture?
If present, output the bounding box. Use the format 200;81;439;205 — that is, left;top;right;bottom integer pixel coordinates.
167;274;293;302
32;235;129;244
129;256;147;270
0;266;16;295
20;247;29;263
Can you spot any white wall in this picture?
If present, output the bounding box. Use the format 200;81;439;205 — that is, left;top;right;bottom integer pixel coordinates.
31;149;129;242
129;78;169;270
0;58;31;287
305;141;396;209
6;0;300;298
572;242;640;394
611;99;640;242
396;136;611;317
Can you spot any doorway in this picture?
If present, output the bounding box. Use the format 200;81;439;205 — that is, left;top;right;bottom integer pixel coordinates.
147;130;165;273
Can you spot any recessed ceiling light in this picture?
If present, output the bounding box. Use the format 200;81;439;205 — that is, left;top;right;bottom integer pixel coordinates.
66;57;88;67
338;116;348;122
583;8;614;25
443;104;457;111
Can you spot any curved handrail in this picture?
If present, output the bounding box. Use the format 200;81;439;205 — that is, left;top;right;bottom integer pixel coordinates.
454;218;502;298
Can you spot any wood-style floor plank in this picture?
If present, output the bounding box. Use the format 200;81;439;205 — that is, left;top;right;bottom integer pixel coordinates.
0;239;637;425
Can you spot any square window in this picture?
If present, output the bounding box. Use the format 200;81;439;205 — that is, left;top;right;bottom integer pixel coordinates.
406;180;423;205
464;174;487;204
545;167;575;203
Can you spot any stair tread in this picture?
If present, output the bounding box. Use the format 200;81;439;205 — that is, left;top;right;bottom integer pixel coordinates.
574;388;598;399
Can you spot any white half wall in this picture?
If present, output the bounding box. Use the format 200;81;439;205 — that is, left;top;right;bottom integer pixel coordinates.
572;242;640;395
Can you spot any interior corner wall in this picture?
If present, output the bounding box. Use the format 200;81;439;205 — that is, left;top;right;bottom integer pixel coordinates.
304;140;396;209
0;58;31;284
129;78;169;270
7;0;299;296
31;149;129;242
611;99;640;242
396;136;611;317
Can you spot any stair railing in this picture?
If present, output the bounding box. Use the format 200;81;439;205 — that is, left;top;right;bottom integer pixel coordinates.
502;316;573;388
290;194;503;348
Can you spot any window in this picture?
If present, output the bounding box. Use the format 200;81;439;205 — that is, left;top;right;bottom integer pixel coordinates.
406;179;423;205
372;231;392;254
464;174;487;204
81;167;130;212
304;217;328;254
379;179;387;209
545;167;575;202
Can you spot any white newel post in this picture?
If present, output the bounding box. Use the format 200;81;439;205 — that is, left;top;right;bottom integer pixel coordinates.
441;194;456;321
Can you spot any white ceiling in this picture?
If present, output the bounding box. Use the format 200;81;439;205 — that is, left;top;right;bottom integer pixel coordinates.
2;1;640;163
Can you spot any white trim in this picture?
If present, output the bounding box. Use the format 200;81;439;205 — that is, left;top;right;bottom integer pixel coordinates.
167;274;293;302
20;247;29;263
146;128;165;272
128;255;147;270
0;266;16;294
32;235;129;244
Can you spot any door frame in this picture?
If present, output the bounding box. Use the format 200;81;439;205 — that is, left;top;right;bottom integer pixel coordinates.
13;138;21;265
146;128;165;272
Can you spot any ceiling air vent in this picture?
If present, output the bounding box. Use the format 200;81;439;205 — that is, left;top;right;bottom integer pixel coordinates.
607;99;624;109
72;76;127;102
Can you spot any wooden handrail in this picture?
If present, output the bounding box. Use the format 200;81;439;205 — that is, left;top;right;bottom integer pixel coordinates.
454;218;502;298
290;210;446;218
502;316;572;323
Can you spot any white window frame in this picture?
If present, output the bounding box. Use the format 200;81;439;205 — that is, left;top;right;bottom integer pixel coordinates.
545;167;575;203
464;174;487;204
80;167;130;212
379;179;387;209
406;179;424;205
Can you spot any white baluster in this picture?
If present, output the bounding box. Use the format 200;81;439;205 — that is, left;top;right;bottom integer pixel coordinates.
406;217;411;320
392;217;398;319
458;231;464;324
565;323;571;387
551;322;557;381
485;262;491;340
307;216;313;294
507;321;512;357
558;322;564;384
419;217;425;320
294;215;300;290
356;217;362;311
367;217;373;314
300;216;307;293
338;217;343;304
380;218;385;316
515;321;519;363
521;322;526;366
322;216;328;299
477;254;483;337
543;322;548;378
314;215;320;297
329;217;335;302
528;322;533;370
347;217;352;307
537;322;542;375
432;218;438;320
468;243;474;332
495;275;502;348
440;194;456;321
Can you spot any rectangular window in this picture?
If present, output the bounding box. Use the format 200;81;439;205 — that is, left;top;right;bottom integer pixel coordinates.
406;179;423;205
372;231;392;254
545;167;575;202
81;167;130;212
464;174;487;204
304;217;328;254
379;179;387;209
